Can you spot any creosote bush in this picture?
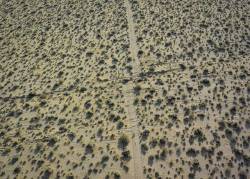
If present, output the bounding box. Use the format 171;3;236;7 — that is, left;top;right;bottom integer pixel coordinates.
118;134;129;150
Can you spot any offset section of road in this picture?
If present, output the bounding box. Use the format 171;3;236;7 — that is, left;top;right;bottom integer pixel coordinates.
124;0;141;75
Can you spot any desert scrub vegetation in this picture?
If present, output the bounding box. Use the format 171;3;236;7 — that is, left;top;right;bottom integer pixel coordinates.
118;134;129;150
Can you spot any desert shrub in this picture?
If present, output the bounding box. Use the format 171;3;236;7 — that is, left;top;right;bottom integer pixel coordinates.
133;85;141;96
113;172;120;179
148;155;154;166
9;157;18;165
200;79;210;87
101;155;109;163
141;143;148;155
85;144;94;154
84;101;92;109
118;134;129;150
41;169;52;179
186;148;199;157
97;128;103;137
121;150;131;161
117;121;124;129
141;129;150;141
85;111;93;119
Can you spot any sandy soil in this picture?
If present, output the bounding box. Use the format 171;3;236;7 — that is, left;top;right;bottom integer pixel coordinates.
0;0;249;179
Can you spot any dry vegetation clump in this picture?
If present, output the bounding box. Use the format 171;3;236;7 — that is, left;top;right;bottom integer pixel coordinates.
118;134;129;150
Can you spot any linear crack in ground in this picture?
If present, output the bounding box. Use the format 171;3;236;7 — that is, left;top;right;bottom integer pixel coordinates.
123;0;143;179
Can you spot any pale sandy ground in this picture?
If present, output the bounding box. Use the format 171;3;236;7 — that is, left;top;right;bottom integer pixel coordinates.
0;0;249;179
